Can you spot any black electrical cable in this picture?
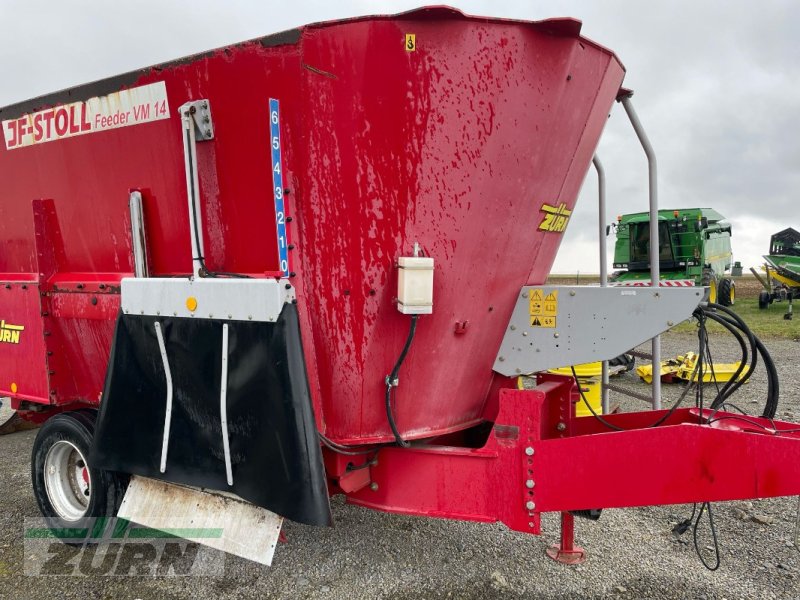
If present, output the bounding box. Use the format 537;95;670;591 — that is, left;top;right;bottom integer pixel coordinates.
346;458;379;472
694;502;720;571
695;310;706;420
569;368;623;431
674;503;720;570
574;301;774;433
185;128;251;280
701;324;722;406
570;361;699;432
753;334;780;419
705;414;800;434
385;316;419;447
715;401;749;416
318;432;385;456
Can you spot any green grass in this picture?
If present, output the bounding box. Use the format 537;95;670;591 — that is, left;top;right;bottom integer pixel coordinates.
671;297;800;340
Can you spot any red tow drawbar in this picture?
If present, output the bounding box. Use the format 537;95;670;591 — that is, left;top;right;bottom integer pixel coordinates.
546;512;586;565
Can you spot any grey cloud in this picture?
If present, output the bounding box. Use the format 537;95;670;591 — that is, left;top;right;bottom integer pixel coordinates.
2;0;796;271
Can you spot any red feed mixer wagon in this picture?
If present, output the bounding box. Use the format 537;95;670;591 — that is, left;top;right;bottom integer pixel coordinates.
1;7;799;565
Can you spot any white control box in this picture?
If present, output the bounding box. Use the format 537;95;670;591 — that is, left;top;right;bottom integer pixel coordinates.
397;256;434;314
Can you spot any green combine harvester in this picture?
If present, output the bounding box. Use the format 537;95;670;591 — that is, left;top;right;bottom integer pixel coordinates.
753;227;800;319
609;208;735;306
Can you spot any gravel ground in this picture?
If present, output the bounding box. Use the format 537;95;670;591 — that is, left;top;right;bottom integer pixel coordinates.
0;330;798;599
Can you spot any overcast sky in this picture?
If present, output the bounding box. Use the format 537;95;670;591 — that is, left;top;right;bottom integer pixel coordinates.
2;0;798;274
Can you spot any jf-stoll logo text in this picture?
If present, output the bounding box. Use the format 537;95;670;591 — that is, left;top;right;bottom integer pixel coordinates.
2;81;170;151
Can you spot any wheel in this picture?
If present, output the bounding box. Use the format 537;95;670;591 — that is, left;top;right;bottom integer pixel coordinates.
608;353;635;372
718;278;735;307
31;411;127;530
758;291;770;309
701;270;718;304
0;397;17;433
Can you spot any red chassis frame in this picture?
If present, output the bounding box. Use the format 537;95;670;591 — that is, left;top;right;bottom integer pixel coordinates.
327;374;800;562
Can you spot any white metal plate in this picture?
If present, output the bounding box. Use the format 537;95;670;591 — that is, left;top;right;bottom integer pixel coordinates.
121;277;293;322
118;476;283;566
494;285;705;376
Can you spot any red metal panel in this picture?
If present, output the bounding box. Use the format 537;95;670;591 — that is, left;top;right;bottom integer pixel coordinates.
346;388;800;528
45;292;119;405
296;14;625;442
0;282;48;401
346;384;570;533
532;416;800;512
0;8;624;436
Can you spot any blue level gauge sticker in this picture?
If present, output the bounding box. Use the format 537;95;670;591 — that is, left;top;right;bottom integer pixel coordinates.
269;98;289;277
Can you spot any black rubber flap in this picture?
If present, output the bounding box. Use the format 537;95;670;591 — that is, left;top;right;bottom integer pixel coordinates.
90;304;332;526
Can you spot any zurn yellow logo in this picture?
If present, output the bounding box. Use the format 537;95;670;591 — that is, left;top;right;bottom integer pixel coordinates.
0;320;24;344
538;202;572;233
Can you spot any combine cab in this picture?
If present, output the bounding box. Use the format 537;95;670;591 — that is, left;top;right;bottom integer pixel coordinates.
2;7;799;568
609;208;735;305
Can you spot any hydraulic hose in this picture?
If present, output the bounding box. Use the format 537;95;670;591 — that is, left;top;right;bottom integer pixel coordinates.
706;311;759;403
705;303;779;419
703;311;749;406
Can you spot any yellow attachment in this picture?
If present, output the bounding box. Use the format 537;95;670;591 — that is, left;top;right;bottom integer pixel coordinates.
550;362;603;378
515;364;612;417
637;352;746;384
636;362;675;384
573;378;601;417
186;296;198;312
764;267;800;288
549;361;628;378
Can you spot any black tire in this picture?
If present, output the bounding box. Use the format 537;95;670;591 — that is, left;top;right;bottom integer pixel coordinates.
718;278;735;307
608;353;635;372
701;269;718;304
758;291;770;309
31;411;127;534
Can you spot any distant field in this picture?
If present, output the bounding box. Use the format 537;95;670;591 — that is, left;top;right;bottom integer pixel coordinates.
670;297;799;339
546;274;799;340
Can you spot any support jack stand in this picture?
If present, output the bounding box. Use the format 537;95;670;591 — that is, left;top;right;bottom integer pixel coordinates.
546;512;586;565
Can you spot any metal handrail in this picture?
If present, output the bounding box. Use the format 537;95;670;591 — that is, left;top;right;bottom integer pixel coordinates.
618;93;661;410
593;155;611;414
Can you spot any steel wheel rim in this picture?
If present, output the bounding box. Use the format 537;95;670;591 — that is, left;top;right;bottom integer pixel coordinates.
44;440;91;521
709;279;717;303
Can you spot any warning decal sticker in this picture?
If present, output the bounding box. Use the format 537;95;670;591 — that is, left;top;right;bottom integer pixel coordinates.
2;81;170;150
529;289;558;328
